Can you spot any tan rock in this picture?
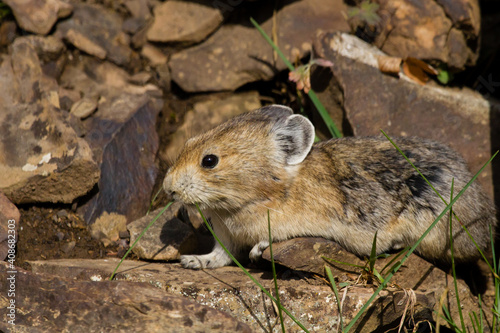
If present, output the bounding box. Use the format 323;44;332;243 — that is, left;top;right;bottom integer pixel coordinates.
369;0;480;69
127;203;197;261
141;43;167;66
1;261;252;332
65;28;107;59
70;97;98;119
3;0;72;35
90;212;128;247
147;0;223;44
168;0;349;92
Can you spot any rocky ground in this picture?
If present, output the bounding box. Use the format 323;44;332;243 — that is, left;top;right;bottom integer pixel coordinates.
1;0;500;332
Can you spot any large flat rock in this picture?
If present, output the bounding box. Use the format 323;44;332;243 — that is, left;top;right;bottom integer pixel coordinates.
26;257;481;332
168;0;349;92
0;261;251;332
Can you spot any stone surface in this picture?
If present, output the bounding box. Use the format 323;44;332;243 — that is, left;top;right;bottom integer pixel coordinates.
56;3;133;66
0;103;100;204
0;38;100;204
127;203;197;261
141;43;167;66
16;35;65;62
59;57;163;224
147;0;224;44
261;237;484;331
262;237;364;277
314;32;498;199
162;91;261;161
69;96;97;119
0;21;17;48
3;0;72;35
0;262;252;332
168;0;349;92
90;212;128;247
0;193;19;261
27;259;370;332
368;0;480;70
26;258;482;332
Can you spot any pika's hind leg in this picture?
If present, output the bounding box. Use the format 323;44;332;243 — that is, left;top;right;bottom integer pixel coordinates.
180;242;233;269
249;240;270;262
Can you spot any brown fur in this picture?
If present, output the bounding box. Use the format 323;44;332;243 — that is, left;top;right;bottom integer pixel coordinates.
163;105;497;269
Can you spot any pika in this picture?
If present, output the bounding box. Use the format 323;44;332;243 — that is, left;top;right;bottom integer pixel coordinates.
163;105;497;269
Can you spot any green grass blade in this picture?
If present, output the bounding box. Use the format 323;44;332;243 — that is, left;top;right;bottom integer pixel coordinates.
369;231;378;273
440;304;463;332
372;268;384;284
268;210;286;333
490;224;500;331
250;17;293;71
325;266;344;332
249;17;342;139
469;312;478;333
110;201;173;280
308;90;342;138
147;188;163;215
343;145;497;332
449;179;466;331
196;204;309;333
380;247;410;275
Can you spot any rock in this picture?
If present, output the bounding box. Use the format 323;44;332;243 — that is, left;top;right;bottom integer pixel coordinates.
162;91;261;161
59;57;161;105
367;0;480;70
0;36;99;205
154;63;171;92
90;212;128;247
127;203;197;261
168;0;349;92
78;97;161;225
26;258;481;332
27;259;370;332
64;28;107;59
313;32;498;199
19;35;66;62
141;43;167;66
3;0;72;35
0;102;100;204
128;71;152;85
147;0;224;44
124;0;151;19
261;237;364;277
0;192;19;261
261;237;483;331
0;261;252;332
69;97;98;119
0;21;17;47
56;3;133;66
61;240;76;254
7;37;59;104
58;57;163;224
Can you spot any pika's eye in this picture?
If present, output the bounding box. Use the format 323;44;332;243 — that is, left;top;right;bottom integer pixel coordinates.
201;154;219;169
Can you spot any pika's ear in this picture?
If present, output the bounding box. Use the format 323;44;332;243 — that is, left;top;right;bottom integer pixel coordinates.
273;114;315;165
256;104;293;120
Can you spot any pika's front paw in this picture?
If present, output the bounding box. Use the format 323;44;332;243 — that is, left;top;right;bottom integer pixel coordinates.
249;241;270;262
180;255;205;269
180;249;232;269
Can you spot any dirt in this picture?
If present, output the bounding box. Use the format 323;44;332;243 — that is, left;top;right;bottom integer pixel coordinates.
16;205;121;271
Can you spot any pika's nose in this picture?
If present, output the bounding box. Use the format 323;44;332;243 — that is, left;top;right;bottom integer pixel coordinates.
163;174;172;192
